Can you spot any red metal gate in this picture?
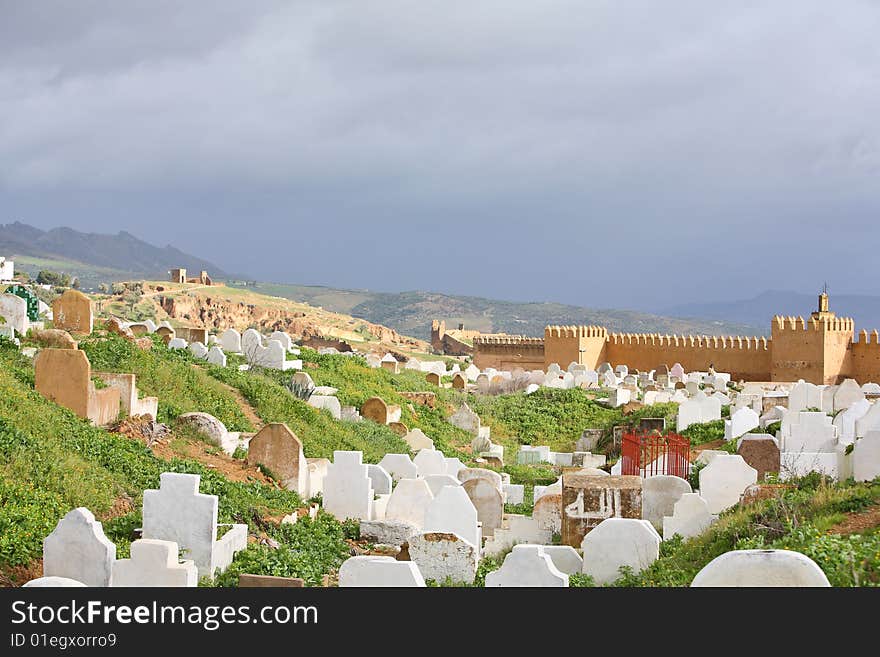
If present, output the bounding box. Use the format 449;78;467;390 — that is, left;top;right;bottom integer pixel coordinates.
620;432;690;479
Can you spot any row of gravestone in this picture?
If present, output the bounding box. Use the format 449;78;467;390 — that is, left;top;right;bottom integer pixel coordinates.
31;473;247;587
337;539;830;587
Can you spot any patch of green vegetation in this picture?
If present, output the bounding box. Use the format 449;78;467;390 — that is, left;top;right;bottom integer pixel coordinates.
680;419;726;446
212;513;352;587
468;388;618;453
610;476;880;587
80;334;253;431
208;348;476;462
207;365;411;463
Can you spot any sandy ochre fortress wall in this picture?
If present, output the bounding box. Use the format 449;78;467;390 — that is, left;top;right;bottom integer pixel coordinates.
471;335;545;371
471;294;880;385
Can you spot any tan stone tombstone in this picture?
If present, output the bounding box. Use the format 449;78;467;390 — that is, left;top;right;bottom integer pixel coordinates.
561;473;642;548
426;372;441;386
452;373;467;390
177;327;208;343
361;397;390;424
381;360;400;374
246;423;307;494
238;574;304;588
361;397;402;425
155;326;175;344
462;477;503;538
34;348;120;426
388;421;408;436
51;289;94;334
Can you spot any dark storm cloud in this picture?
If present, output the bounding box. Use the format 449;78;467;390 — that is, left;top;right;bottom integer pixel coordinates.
1;1;879;308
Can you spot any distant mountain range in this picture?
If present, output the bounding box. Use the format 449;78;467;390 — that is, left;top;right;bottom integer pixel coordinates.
0;221;231;288
7;221;856;340
660;290;880;333
243;282;763;341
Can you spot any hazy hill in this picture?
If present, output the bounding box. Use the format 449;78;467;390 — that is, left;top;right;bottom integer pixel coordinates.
0;221;769;338
240;282;763;341
0;221;230;287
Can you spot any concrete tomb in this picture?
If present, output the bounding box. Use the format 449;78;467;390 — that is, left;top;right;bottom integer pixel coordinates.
377;453;419;482
51;289;93;334
385;478;434;528
736;434;781;481
462;477;503;538
142;473;247;579
662;493;715;541
641;475;692;532
35;348;120;426
423;485;480;550
561;472;642;548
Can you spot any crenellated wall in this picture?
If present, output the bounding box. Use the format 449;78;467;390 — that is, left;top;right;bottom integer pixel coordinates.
472;335;545;371
770;315;855;384
469;297;879;384
543;325;608;369
851;329;880;384
603;333;772;381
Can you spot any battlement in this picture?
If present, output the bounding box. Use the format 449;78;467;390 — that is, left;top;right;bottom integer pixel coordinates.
607;333;768;349
472;335;545;346
856;329;880;344
544;325;608;338
772;314;855;332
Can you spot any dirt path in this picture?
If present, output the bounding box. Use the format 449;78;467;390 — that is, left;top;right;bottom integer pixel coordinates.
188;363;264;432
827;503;880;535
151;434;274;485
217;380;264;432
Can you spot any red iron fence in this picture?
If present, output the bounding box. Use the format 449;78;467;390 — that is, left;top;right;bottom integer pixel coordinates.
620;432;690;479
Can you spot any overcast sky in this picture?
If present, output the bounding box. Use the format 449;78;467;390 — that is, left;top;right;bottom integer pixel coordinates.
1;1;878;310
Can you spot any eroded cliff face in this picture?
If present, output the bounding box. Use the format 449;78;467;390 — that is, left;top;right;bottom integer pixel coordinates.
156;292;424;349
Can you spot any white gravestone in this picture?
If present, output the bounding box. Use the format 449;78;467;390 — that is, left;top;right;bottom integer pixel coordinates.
43;508;116;587
485;544;569;587
422;485;480;550
323;451;374;521
581;518;660;586
110;539;198;587
698;455;757;514
142;473;247;580
338;556;426;587
662;493;716;541
690;549;830;587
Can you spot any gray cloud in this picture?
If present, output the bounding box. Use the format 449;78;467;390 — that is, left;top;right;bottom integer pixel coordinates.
1;1;879;308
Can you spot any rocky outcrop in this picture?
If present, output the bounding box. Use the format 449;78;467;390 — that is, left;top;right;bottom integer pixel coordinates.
157;293;424;348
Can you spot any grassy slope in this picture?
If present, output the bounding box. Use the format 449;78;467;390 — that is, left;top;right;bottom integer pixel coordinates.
0;340;348;586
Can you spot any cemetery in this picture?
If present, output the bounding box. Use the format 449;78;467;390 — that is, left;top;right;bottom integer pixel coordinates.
0;280;877;590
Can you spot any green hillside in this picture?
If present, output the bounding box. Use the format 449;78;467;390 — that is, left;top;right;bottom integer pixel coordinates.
1;332;877;587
